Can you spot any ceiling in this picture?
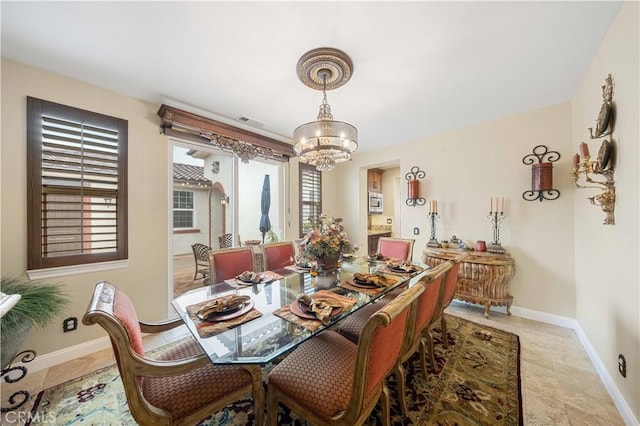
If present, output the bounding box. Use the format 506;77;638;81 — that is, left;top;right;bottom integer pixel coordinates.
1;1;621;154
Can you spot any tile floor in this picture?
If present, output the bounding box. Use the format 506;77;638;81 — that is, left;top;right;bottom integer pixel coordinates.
1;302;626;425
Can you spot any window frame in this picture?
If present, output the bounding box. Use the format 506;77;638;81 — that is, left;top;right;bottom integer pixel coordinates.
298;163;322;237
27;97;128;270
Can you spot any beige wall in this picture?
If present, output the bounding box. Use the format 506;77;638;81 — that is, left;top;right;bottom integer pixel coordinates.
571;1;639;418
326;101;577;317
1;59;171;355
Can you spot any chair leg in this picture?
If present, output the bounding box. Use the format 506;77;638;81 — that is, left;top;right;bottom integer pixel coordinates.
394;364;408;416
425;329;437;373
441;316;449;348
253;381;265;426
380;383;391;426
418;339;429;379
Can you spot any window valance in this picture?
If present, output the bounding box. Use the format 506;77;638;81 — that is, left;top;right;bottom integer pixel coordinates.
157;104;294;162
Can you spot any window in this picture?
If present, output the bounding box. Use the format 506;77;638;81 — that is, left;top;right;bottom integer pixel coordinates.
299;163;321;236
27;97;128;270
173;190;194;228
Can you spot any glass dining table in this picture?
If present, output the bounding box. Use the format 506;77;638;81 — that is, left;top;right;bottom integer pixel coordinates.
171;257;427;366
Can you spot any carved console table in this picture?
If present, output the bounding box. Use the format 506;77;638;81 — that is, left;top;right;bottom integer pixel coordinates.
423;248;516;318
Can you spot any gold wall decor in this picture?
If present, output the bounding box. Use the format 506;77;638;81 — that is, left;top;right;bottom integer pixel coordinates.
572;74;616;225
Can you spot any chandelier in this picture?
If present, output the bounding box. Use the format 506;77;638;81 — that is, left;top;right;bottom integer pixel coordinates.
293;48;358;171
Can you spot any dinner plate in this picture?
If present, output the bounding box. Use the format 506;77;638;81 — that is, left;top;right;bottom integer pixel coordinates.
197;299;254;322
236;273;274;285
289;299;341;320
366;256;388;262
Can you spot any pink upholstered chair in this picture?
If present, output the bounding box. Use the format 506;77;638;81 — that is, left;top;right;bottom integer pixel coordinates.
82;281;264;426
431;252;468;350
261;241;295;271
266;283;424;426
208;246;256;284
377;237;415;262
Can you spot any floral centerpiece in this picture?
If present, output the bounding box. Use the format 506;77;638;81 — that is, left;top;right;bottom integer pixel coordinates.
298;214;353;271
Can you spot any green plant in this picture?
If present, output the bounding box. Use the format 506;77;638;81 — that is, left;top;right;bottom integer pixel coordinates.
299;214;353;261
266;229;279;243
1;276;70;340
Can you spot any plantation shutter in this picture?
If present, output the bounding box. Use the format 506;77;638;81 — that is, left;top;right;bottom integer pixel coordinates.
27;97;128;270
299;163;322;236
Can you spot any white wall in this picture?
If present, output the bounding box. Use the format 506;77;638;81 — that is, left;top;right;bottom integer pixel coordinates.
571;1;639;418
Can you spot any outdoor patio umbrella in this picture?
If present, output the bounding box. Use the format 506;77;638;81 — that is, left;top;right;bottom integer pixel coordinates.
259;175;271;244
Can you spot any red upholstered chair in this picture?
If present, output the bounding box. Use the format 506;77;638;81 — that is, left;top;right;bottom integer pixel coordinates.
431;252;468;350
208;246;256;284
377;237;415;262
266;283;424;426
261;241;295;271
82;281;264;426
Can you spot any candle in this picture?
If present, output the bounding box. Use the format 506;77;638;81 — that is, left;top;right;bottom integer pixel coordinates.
501;197;504;213
490;197;493;213
434;200;438;213
573;153;580;169
579;142;590;158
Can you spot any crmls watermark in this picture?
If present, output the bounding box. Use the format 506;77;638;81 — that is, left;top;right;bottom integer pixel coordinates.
3;411;57;424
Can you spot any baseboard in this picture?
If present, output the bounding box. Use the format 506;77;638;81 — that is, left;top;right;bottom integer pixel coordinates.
12;336;111;374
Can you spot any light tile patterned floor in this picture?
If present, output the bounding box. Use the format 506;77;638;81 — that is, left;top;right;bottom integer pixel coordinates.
1;302;625;425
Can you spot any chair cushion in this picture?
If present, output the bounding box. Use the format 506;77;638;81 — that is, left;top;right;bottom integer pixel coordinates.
268;330;357;420
142;340;252;421
113;291;145;356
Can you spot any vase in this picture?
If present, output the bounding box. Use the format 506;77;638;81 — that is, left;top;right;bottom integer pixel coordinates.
315;271;338;290
1;318;32;370
318;253;340;272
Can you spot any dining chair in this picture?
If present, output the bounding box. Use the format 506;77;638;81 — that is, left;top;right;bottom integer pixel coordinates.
261;241;295;271
431;252;468;351
82;281;264;426
190;243;212;281
209;246;257;284
377;237;415;262
218;233;233;249
266;282;424;426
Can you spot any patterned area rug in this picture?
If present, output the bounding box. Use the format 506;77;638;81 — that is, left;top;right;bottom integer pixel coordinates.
26;314;521;425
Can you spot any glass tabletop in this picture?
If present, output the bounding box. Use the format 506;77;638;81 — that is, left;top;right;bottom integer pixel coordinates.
171;257;427;365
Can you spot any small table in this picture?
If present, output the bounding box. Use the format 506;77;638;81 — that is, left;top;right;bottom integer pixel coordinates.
423;248;516;318
172;258;426;365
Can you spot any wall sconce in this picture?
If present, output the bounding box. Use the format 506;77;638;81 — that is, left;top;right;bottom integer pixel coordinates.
220;194;229;205
211;161;220;174
573;74;616;225
405;166;426;207
521;145;560;202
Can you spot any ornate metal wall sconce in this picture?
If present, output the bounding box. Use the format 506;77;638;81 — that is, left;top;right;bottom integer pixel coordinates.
573;74;616;225
405;166;426;207
522;145;560;202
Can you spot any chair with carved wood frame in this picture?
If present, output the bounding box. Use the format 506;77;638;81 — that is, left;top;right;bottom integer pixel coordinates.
377;237;415;262
208;246;257;284
82;281;264;426
266;283;424;426
191;243;212;281
261;241;295;271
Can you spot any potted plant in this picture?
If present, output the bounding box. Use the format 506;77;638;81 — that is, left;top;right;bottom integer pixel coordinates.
1;276;69;369
299;214;353;271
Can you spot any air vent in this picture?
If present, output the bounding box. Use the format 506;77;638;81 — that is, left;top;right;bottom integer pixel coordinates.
238;116;265;128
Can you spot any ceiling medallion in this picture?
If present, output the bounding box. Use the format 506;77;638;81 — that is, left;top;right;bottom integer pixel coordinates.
293;47;358;172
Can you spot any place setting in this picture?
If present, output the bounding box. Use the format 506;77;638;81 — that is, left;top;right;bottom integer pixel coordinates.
185;294;262;338
381;260;425;277
273;290;356;331
339;272;398;295
224;270;283;288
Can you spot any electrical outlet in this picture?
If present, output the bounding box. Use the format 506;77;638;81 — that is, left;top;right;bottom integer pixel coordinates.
63;317;78;332
413;227;419;235
618;353;626;378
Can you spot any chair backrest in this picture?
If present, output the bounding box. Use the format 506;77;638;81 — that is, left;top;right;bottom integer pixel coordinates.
377;237;415;262
440;252;469;310
343;283;424;423
82;281;155;421
209;246;256;283
261;241;295;270
218;233;233;249
192;243;211;263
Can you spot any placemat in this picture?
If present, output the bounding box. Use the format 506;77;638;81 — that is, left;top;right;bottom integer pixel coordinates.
273;290;356;332
339;276;398;296
186;299;262;338
224;270;285;288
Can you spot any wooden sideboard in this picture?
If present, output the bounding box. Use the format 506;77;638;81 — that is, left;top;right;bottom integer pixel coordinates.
422;248;516;318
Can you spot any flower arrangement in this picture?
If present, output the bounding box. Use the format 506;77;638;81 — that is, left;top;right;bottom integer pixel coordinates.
299;214;353;264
